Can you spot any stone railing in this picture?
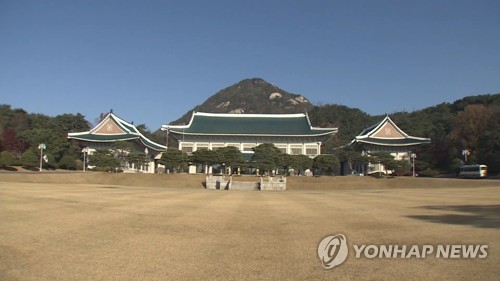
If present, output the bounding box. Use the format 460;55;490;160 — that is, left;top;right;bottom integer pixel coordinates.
260;176;286;191
205;175;231;190
205;175;286;191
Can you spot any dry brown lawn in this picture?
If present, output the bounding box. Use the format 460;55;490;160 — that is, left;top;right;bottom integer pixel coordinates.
0;172;499;280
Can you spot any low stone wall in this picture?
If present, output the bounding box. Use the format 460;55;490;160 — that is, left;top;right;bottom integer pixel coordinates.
205;175;231;190
205;175;286;191
231;181;260;191
261;176;286;191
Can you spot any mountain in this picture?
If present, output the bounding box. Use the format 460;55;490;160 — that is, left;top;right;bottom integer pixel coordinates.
171;78;314;124
1;76;498;174
170;77;374;147
167;77;499;174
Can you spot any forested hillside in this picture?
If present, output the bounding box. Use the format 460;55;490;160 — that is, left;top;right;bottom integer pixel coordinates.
0;106;161;170
391;94;500;174
307;94;500;174
1;90;498;175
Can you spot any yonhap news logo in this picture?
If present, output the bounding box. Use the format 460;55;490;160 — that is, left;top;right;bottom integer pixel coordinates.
317;234;349;269
317;234;488;269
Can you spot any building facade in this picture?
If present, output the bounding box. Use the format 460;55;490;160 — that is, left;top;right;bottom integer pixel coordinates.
162;112;337;158
353;115;431;174
68;111;166;173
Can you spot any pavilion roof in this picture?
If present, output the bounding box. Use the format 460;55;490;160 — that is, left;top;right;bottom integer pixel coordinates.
68;112;166;152
354;115;430;147
162;112;337;137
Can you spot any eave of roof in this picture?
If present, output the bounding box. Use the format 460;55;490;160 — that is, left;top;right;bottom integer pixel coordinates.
356;137;431;146
68;133;139;142
162;112;337;137
68;112;166;151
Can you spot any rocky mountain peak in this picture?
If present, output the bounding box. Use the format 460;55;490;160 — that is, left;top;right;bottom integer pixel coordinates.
172;78;313;124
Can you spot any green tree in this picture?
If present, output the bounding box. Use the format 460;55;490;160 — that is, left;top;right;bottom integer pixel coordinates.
251;143;282;174
0;151;15;166
126;152;147;172
59;155;77;170
112;141;133;169
88;149;120;172
278;154;298;175
334;149;369;175
447;104;493;161
190;149;219;174
216;146;243;174
54;113;90;133
313;154;339;175
370;152;398;174
191;149;218;165
21;149;38;167
159;148;187;173
294;154;314;172
308;104;374;151
136;124;165;145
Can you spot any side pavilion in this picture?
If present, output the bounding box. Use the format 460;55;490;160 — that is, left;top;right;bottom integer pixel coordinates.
68;111;166;173
352;115;431;175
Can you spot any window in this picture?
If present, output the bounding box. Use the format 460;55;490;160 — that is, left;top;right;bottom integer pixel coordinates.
196;143;209;151
305;148;317;156
275;144;287;154
182;146;193;153
290;148;302;155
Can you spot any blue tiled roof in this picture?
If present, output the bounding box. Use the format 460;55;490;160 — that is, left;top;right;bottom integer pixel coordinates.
163;112;337;137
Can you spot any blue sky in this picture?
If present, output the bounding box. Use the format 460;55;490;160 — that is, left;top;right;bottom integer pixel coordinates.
1;0;499;130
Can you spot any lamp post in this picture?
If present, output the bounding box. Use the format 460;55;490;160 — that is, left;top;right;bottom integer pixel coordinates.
165;127;169;150
462;149;470;163
38;143;46;172
82;147;89;172
144;148;149;173
410;153;417;177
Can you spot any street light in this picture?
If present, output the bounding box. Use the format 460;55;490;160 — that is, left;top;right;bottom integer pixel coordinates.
38;143;46;172
82;147;89;172
144;148;149;173
165;127;169;150
410;153;417;177
462;149;470;163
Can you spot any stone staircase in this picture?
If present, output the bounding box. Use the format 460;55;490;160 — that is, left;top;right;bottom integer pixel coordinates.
204;175;286;191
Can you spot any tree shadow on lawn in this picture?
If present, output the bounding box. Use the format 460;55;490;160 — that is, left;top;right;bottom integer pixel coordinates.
0;165;17;171
407;205;500;229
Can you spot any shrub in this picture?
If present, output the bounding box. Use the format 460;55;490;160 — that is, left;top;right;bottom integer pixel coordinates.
59;155;77;170
419;168;440;177
21;150;38;167
0;151;15;166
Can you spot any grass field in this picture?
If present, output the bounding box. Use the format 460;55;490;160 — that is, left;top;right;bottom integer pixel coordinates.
0;172;499;280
